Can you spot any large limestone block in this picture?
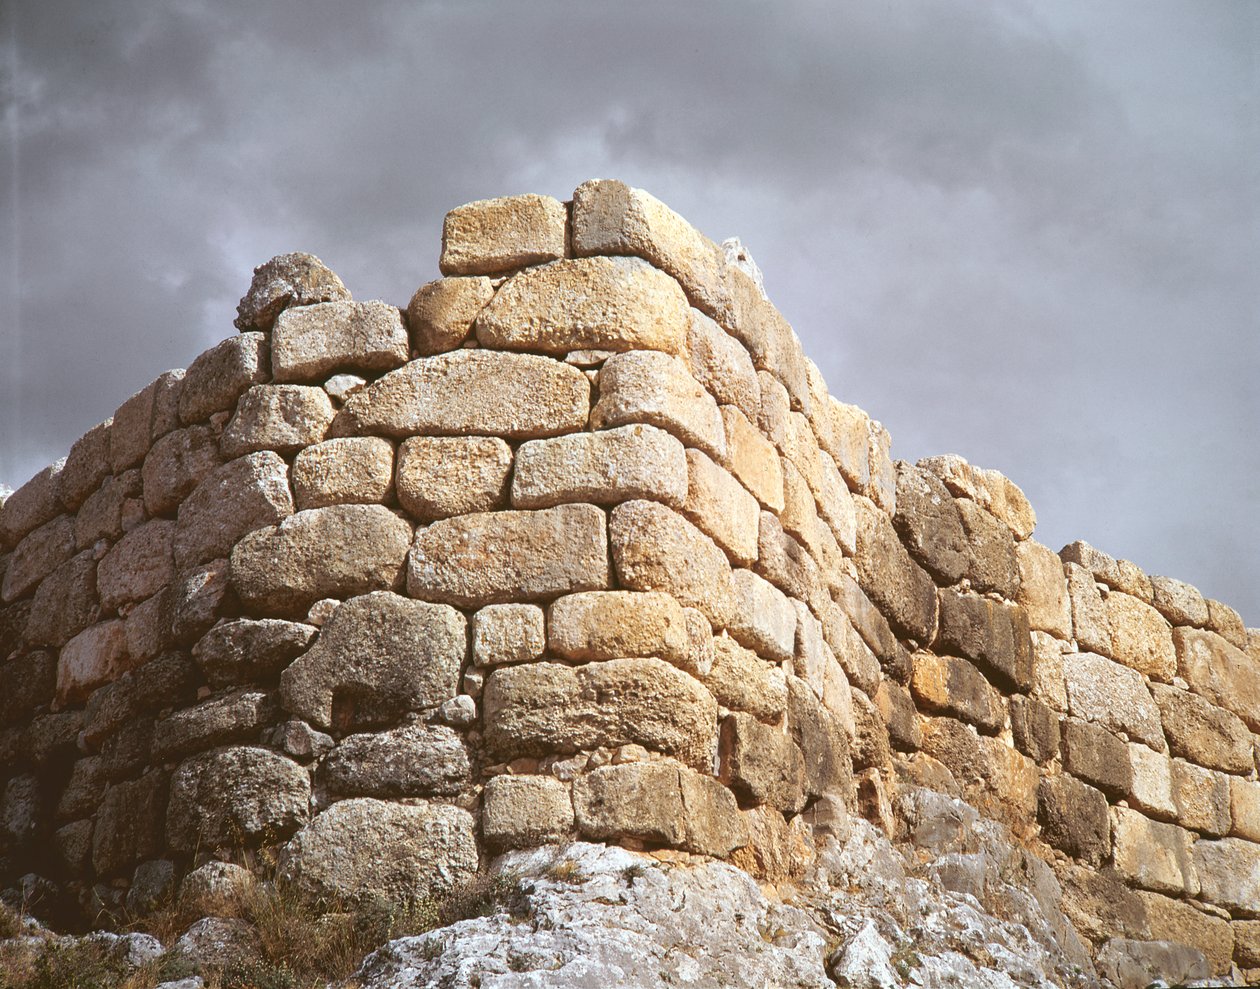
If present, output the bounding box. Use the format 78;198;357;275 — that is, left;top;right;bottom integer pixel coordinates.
2;514;74;602
1205;598;1248;650
1038;774;1111;866
548;591;691;666
283;798;477;904
280;592;464;730
726;569;796;664
1111;807;1199;897
1009;694;1060;764
56;620;131;706
1016;540;1072;639
1094;938;1210;989
440;193;567;275
609;500;736;627
1060;539;1122;588
786;675;853;801
483;658;717;770
755;511;823;612
910;652;1004;734
817;400;871;493
681;449;760;566
396;435;512;521
482;774;575;850
935;587;1033;692
1065;562;1113;655
110;378;161;472
166;746;310;853
720;406;784;512
271;301;408;383
143;425;223;516
591;351;726;461
331;350;589;440
1149;682;1254;774
174;451;294;570
820;602;882;696
193;617;316;689
178;333;269;426
512;424;687;510
408;504;609;607
92;771;167;876
1170;760;1232;836
572;761;747;856
74;469;141;551
701;635;788;724
471;603;546;667
1137;891;1235;977
1062;718;1133;799
292;436;394;510
686;308;760;420
892;463;967;585
1174;627;1260;731
1128;743;1177;821
1194;837;1260;914
1232;779;1260;842
853;497;937;644
1105;591;1176;681
918;455;1036;540
152;690;276;761
718;712;806;813
1149;574;1209;627
25;550;99;648
318;724;470;798
956;498;1019;599
477;256;689;356
220;384;335;458
1063;652;1164;750
234;252;350;332
407;276;495;355
60;419;113;511
97;519;174;612
0;460;64;549
230;502;409;616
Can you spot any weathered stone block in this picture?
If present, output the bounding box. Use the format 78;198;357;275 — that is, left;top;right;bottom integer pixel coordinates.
174;451;293;571
1062;651;1164;749
93;772;167;876
152;690;275;762
56;620;132;707
1170;759;1231;836
1105;591;1176;681
676;449;760;566
74;470;140;550
318;724;470;798
292;436;394;510
1128;742;1177;821
833;573;910;684
719;712;806;813
1112;807;1199;896
25;550;99;648
0;651;54;727
572;761;746;856
1016;540;1072;638
406;276;495;355
512;424;687;510
1030;630;1068;712
395;435;512;522
234;252;349;332
280;592;464;730
1235;919;1260;968
440;193;567;275
1173;627;1260;731
892;462;967;585
919;455;1035;540
591;350;726;461
1061;718;1132;799
484;658;717;770
721;405;784;512
142;425;222;517
1205;598;1247;650
1149;574;1210;627
786;675;853;801
935;587;1033;692
1194;837;1260;913
1094;938;1210;989
97;519;174;612
1009;695;1060;764
610;500;735;627
482;774;574;850
471;603;545;668
110;379;161;473
854;498;937;643
1150;681;1254;774
1060;539;1121;588
698;634;786;725
1231;778;1260;842
60;419;113;511
409;504;609;607
1065;562;1112;656
726;569;796;664
1038;774;1110;865
1056;862;1151;947
686;308;760;420
271;301;408;383
2;514;74;602
548;590;691;667
0;460;64;551
956;498;1019;599
178;333;269;426
1136;890;1235;977
220;384;335;458
333;349;589;439
477;256;689;356
910;652;1003;734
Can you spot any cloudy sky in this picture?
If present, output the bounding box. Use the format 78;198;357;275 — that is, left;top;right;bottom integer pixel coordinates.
2;1;1256;622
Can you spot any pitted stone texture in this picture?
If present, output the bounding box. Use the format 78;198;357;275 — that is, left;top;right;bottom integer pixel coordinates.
853;498;937;643
292;436;394;509
892;462;967;585
271;301;408;383
719;713;806;813
681;449;760;566
484;658;717;770
548;591;691;667
110;379;161;473
1111;807;1199;897
686;308;760;420
440;193;567;275
97;519;174;612
1170;759;1231;836
1137;891;1235;977
56;620;131;706
720;405;784;513
60;419;113;511
910;652;1004;734
1173;627;1260;732
482;775;575;850
477;256;689;356
231;504;410;618
1149;574;1210;627
234;252;350;332
935;587;1033;692
74;469;140;550
2;514;74;602
1193;837;1260;913
1105;591;1176;681
192;617;316;689
1063;651;1164;750
1128;742;1177;821
396;435;512;521
918;454;1035;540
0;460;64;549
166;746;310;853
407;276;495;355
512;424;687;510
280;592;464;730
178;333;269;426
332;350;590;440
1065;561;1113;656
152;689;276;761
727;569;797;664
702;635;788;724
610;500;736;627
220;384;335;458
956;498;1019;599
1231;779;1260;842
318;724;470;798
283;798;478;905
143;425;222;516
174;451;293;571
573;761;747;856
1016;539;1072;639
472;603;546;667
1149;682;1254;774
409;504;608;607
1038;775;1110;866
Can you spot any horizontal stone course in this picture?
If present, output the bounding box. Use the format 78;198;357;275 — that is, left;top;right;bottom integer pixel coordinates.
271;300;408;383
441;193;567;275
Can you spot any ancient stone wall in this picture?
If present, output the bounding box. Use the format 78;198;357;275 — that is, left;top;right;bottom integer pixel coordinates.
1;180;1257;975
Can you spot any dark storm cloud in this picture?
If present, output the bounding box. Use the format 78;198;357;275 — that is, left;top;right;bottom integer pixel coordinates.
2;0;1256;619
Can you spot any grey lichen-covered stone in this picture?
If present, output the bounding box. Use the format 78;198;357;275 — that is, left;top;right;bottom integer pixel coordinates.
0;651;55;727
547;590;692;666
318;723;470;798
292;436;394;510
142;424;223;516
1094;938;1210;989
151;690;276;762
231;504;411;618
853;497;937;644
92;771;167;876
472;603;546;667
718;712;806;813
166;746;310;853
271;301;408;383
477;256;690;356
2;514;74;602
0;460;64;552
512;424;688;510
60;419;113;511
110;378;161;473
396;435;512;521
220;384;335;458
1149;682;1254;774
573;762;747;856
408;504;609;607
281;798;478;904
1037;774;1110;866
178;333;269;426
331;350;590;440
174;451;294;571
234;252;350;332
74;469;140;550
407;276;495;355
24;550;98;647
97;519;174;612
1063;651;1164;750
180;860;257;914
280;592;465;730
82;650;198;746
440;193;567;275
482;774;574;850
484;658;717;770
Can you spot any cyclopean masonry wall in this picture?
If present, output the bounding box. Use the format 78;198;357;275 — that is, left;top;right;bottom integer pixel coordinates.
1;180;1258;978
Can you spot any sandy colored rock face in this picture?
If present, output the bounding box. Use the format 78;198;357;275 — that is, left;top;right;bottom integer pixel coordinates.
178;333;269;426
1063;651;1164;750
935;588;1032;692
512;424;687;510
854;498;937;644
291;436;394;509
680;448;760;566
1193;837;1260;913
1016;540;1072;639
271;301;408;384
720;405;784;512
1105;591;1176;681
1111;806;1199;897
230;504;411;618
332;349;590;440
482;775;575;850
220;384;335;458
701;635;788;724
546;590;689;672
483;658;717;770
1231;778;1260;843
1149;573;1210;627
1136;890;1235;976
719;712;806;813
408;504;610;607
440;193;567;275
910;652;1004;734
893;463;967;585
174;451;294;571
477;256;689;356
1149;682;1254;774
1065;562;1112;656
726;569;796;664
280;592;464;730
1173;627;1260;732
1062;718;1132;799
686;308;760;419
471;603;545;667
1169;759;1231;835
395;435;512;521
1127;743;1177;821
234;252;350;332
407;275;495;355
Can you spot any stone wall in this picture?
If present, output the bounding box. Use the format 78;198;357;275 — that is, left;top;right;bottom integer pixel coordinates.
1;181;1257;975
